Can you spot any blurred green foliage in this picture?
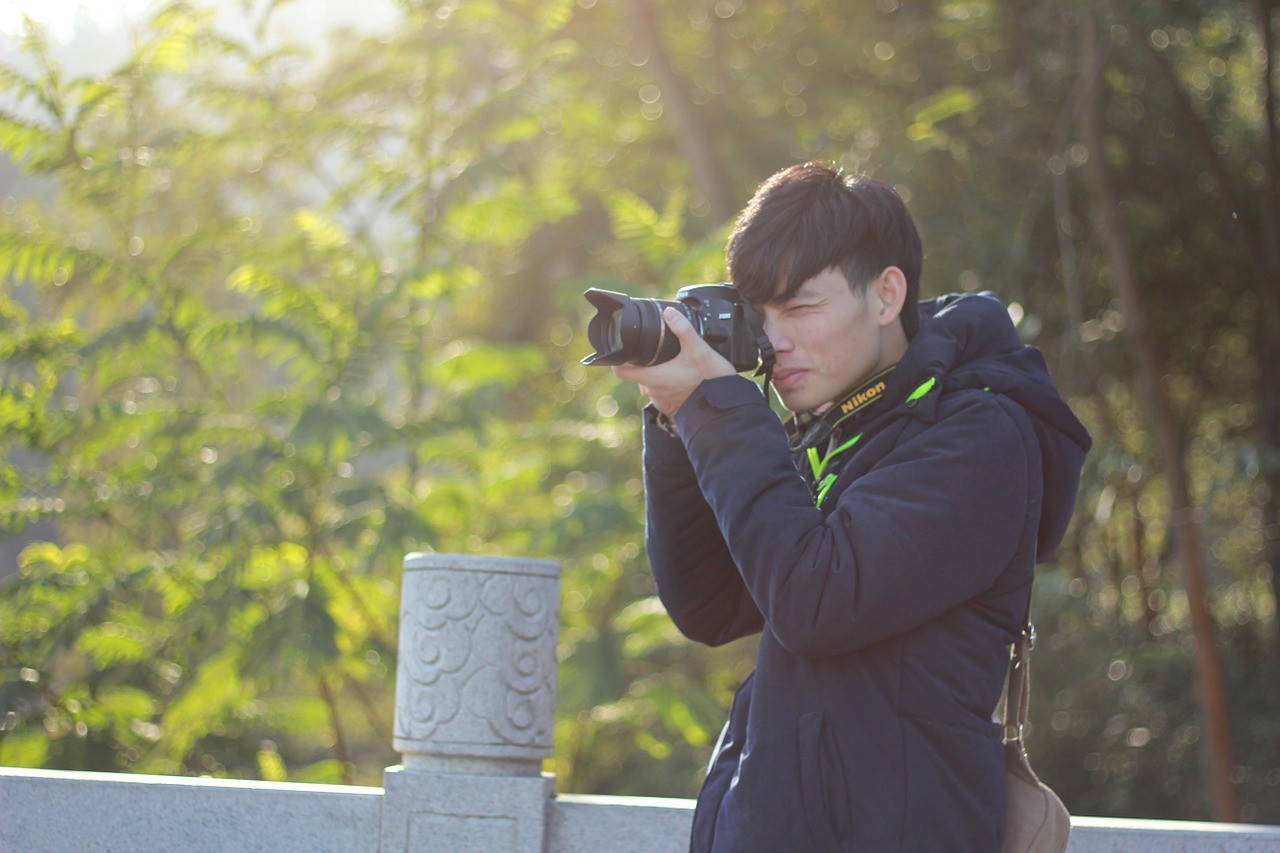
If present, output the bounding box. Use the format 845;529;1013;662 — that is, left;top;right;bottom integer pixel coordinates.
1;0;1278;825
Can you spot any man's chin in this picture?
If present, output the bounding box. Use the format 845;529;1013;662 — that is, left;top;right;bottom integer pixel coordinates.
774;390;815;415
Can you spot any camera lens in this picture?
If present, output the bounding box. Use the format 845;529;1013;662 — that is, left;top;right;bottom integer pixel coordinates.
581;289;683;366
581;284;769;374
600;314;622;352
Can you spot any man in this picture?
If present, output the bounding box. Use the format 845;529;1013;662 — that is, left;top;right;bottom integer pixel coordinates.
612;162;1091;851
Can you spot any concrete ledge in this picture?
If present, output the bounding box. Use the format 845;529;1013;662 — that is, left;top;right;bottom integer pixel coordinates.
4;766;1280;851
548;793;694;853
0;767;383;853
1067;815;1280;852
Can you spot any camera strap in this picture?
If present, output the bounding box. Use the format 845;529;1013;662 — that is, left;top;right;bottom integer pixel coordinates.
743;302;776;395
785;366;896;452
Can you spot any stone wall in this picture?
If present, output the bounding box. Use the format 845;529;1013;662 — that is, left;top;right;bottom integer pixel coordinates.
5;766;1280;852
3;553;1280;851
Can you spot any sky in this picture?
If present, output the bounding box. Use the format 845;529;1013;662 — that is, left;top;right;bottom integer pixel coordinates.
0;1;154;41
0;1;398;46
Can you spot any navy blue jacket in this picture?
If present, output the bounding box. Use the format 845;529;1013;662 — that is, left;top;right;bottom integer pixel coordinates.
642;292;1091;851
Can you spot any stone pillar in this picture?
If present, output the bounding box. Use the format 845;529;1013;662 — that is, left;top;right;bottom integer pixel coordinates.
380;553;561;853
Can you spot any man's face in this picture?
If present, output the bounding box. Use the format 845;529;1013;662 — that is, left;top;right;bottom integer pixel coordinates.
755;267;897;415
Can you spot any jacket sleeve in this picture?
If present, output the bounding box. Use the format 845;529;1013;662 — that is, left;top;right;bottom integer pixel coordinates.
642;405;765;646
673;375;1030;658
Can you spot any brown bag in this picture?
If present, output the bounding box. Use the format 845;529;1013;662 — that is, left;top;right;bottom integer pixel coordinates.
999;625;1071;853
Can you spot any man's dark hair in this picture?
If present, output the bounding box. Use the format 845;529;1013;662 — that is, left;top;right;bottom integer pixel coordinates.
727;162;923;339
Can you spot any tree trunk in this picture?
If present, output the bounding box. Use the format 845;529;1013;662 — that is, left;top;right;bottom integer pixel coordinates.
318;673;352;785
1135;1;1280;646
1078;15;1241;822
1251;0;1280;656
625;0;736;225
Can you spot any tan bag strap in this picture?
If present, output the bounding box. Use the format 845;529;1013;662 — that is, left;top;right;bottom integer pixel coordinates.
1003;623;1035;743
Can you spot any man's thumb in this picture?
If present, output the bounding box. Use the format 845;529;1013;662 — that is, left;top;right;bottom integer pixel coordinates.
662;307;696;341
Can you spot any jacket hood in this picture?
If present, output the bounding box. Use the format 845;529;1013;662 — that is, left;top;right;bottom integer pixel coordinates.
896;292;1092;562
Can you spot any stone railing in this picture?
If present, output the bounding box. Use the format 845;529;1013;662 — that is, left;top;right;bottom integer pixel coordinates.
382;553;560;849
3;552;1280;852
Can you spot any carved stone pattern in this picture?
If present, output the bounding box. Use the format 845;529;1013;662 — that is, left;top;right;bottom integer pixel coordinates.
396;569;557;753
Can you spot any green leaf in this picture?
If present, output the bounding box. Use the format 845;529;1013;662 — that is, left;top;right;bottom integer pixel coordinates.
615;596;684;658
906;86;978;143
444;184;579;246
158;651;247;760
290;758;345;784
77;622;154;667
0;727;49;767
0;110;53;164
606;189;686;271
87;686;158;728
910;86;979;125
257;747;288;782
293;209;351;252
434;341;547;391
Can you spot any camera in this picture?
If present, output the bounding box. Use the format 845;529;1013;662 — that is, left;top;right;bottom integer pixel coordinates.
580;285;771;373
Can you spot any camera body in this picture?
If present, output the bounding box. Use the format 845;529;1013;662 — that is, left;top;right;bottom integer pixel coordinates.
581;284;765;372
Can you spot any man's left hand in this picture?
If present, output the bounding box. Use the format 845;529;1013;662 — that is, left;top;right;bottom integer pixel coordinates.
612;307;737;417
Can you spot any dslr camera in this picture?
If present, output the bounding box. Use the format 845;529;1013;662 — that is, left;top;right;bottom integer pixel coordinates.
580;285;771;373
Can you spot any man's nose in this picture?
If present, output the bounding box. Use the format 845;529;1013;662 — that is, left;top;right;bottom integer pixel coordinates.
763;314;792;352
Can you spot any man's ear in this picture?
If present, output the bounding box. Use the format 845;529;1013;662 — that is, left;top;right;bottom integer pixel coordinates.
873;266;908;328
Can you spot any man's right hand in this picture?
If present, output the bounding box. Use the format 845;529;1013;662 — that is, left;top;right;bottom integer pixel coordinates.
612;308;736;417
